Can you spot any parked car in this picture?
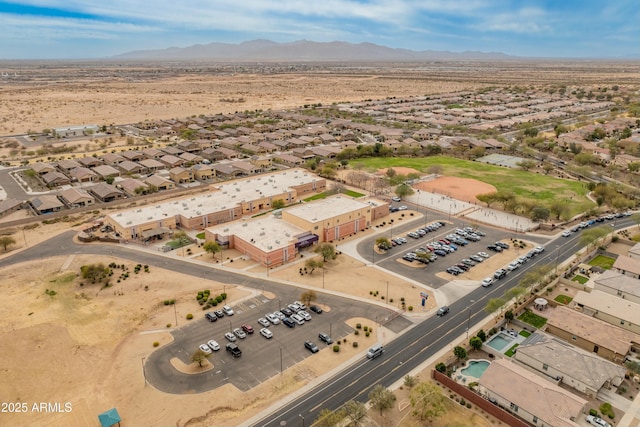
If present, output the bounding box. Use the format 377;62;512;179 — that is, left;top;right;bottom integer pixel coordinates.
226;342;242;358
494;269;507;279
291;313;305;325
562;230;572;237
224;332;237;342
233;327;247;339
477;251;490;258
534;245;545;254
366;344;384;359
214;309;225;318
199;343;212;355
309;305;323;314
586;415;612;427
319;332;333;344
267;312;282;324
205;312;218;322
507;261;520;271
258;317;270;327
282;317;295;328
436;306;450;317
305;341;320;353
273;311;286;320
222;305;234;316
259;327;273;339
487;244;502;252
470;255;484;263
241;324;254;334
495;242;510;249
280;308;294;317
391;196;401;202
298;310;312;321
207;340;220;351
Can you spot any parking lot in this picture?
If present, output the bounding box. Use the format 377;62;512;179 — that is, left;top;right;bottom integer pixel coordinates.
145;290;410;393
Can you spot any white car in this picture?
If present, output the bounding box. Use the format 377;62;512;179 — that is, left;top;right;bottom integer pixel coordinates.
481;277;494;288
233;327;247;339
507;262;520;271
224;332;237;342
562;230;572;237
260;327;273;339
207;340;220;351
222;305;234;316
534;245;545;253
273;311;286;320
391;196;401;202
291;313;305;325
258;317;270;327
477;251;490;258
199;343;212;354
298;310;312;321
586;415;611;427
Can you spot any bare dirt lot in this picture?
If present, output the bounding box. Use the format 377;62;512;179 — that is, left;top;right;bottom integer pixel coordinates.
414;176;497;204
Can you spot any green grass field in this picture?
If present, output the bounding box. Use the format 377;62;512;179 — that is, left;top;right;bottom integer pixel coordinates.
519;330;531;338
351;156;594;216
518;310;548;329
505;343;520;357
554;294;574;304
589;255;615;270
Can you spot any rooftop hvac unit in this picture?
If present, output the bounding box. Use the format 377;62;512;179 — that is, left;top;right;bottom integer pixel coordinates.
223;228;229;232
198;204;202;207
155;205;160;208
191;197;196;200
242;223;247;227
147;217;152;220
268;245;272;249
116;213;122;216
174;201;179;204
260;232;265;236
136;209;142;212
275;240;280;244
126;221;132;225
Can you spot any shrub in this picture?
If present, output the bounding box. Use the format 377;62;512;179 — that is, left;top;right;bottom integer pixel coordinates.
365;331;370;337
164;300;171;305
466;403;472;409
356;323;362;329
589;409;598;417
363;326;369;332
435;362;447;373
333;345;340;352
186;313;193;320
354;330;359;335
352;342;358;348
460;398;466;406
221;293;227;300
166;323;171;328
408;305;413;311
153;341;159;347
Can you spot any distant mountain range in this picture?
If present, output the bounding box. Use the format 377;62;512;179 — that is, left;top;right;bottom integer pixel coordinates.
111;39;515;61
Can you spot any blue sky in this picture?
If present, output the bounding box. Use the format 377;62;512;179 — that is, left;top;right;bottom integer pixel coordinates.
0;0;638;59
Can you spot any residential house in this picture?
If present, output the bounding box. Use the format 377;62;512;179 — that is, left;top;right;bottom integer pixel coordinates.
41;171;71;187
159;154;184;168
249;156;272;171
138;158;165;173
142;148;164;160
30;162;56;176
169;167;194;184
118;178;149;196
514;332;626;398
177;140;200;153
629;243;640;260
545;306;640;363
572;290;640;334
211;163;242;179
58;187;94;208
30;195;65;214
56;159;82;174
192;164;215;181
273;153;304;167
231;160;260;176
101;152;125;166
117;160;145;175
160;146;184;156
70;167;98;183
93;165;121;179
593;269;640;304
179;152;202;165
121;151;146;162
0;198;24;218
144;175;175;191
478;358;586;427
613;254;640;279
77;156;103;168
87;182;125;203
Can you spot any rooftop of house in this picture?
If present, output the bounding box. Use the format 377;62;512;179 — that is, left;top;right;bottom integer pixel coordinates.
613;254;640;276
594;269;640;298
573;289;640;326
480;358;586;427
547;306;640;355
514;332;626;390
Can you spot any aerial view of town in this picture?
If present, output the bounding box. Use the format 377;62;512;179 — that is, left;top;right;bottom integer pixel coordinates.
1;2;639;427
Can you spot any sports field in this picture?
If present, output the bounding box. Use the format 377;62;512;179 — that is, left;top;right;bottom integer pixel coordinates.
353;156;594;216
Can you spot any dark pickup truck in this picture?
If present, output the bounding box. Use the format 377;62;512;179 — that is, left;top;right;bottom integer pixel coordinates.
226;342;242;358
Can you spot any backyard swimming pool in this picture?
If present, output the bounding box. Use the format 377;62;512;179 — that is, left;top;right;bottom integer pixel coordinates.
460;360;490;378
486;333;513;351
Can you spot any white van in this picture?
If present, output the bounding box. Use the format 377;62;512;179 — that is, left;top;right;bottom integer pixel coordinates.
366;344;384;359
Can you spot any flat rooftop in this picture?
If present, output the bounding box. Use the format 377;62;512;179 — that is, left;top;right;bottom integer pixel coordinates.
208;214;306;252
108;168;321;228
285;195;373;223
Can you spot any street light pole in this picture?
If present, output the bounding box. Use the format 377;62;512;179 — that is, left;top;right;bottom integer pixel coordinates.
299;414;305;427
466;306;471;339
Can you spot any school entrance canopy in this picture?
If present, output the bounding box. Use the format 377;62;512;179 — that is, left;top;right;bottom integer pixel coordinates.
98;408;121;427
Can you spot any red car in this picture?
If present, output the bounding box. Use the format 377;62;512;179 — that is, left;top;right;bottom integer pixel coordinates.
241;324;254;334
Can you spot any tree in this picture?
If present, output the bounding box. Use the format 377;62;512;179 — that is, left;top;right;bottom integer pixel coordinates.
632;213;640;229
484;297;506;317
504;310;515;324
517;159;537;171
368;384;396;416
105;176;115;185
314;408;344;427
203;241;222;260
304;258;323;274
342;400;366;427
0;235;16;252
191;348;208;367
469;336;483;351
315;242;337;262
579;226;611;250
554;123;568;138
410;382;447;422
435;363;447;373
403;375;417;388
80;263;110;283
476;192;497;207
272;199;285;209
300;290;317;306
376;237;392;250
505;286;527;303
542;162;555;175
626;360;640;375
395;183;414;199
531;205;550;221
477;329;487;342
453;346;467;361
523;126;539;138
426;165;443;175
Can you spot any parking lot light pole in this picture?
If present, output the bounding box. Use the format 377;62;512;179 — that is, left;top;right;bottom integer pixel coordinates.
229;320;233;332
299;413;305;427
466;300;475;339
